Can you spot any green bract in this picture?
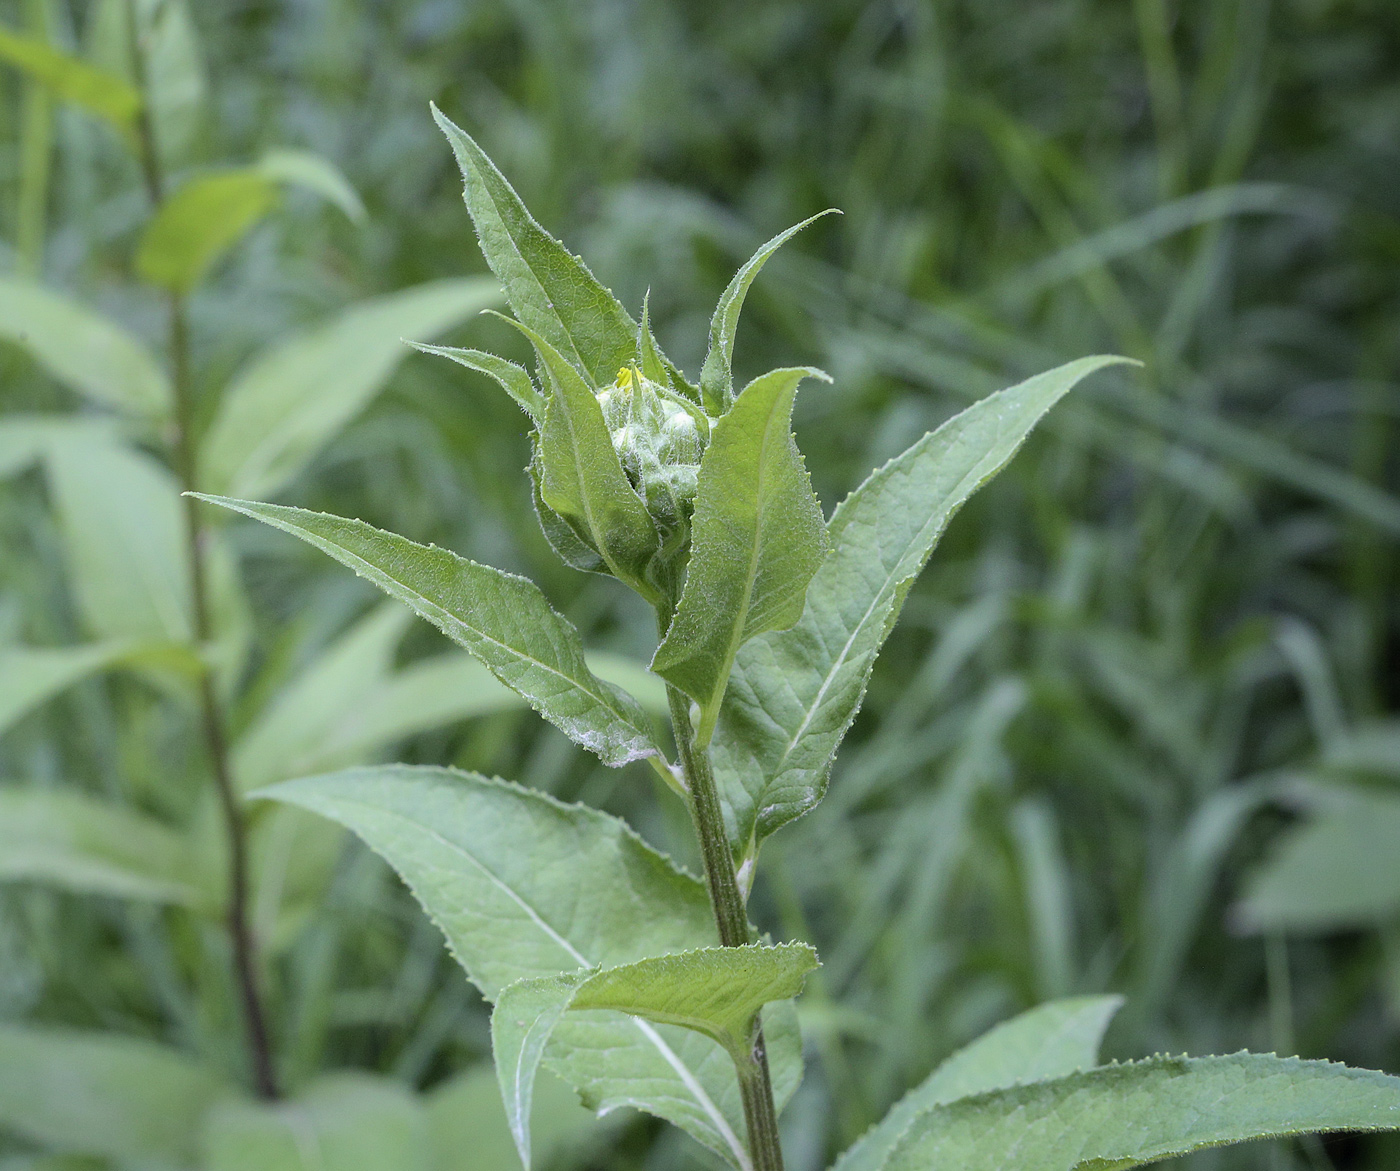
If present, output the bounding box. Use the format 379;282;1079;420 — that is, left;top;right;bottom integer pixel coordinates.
187;111;1400;1171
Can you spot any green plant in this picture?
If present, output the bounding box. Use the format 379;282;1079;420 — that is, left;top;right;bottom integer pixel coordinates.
194;111;1400;1171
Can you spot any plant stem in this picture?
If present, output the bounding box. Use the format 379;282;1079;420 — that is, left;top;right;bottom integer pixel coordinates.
125;1;278;1099
665;681;785;1171
169;299;279;1100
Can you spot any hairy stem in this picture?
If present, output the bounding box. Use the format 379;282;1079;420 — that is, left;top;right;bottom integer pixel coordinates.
127;1;278;1099
665;681;785;1171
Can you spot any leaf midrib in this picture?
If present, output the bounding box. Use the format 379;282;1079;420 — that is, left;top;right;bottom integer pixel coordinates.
761;450;996;780
256;509;649;754
336;798;751;1170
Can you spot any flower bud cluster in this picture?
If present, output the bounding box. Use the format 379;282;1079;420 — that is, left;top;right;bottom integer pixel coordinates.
596;368;707;536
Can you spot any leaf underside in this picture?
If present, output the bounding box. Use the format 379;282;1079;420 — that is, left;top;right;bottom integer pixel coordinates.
494;943;817;1168
258;766;803;1168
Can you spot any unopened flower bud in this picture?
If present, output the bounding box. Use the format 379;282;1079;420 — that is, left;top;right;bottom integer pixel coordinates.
598;368;708;535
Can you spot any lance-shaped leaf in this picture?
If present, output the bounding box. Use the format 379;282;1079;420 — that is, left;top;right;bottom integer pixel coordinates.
494;944;817;1168
433;105;637;386
878;1053;1400;1171
699;211;838;412
258;766;804;1169
0;277;170;417
832;996;1122;1171
528;323;661;599
0;1024;237;1165
0;642;131;736
652;367;829;745
201;279;499;500
711;356;1132;861
0;26;139;139
412;341;545;424
193;497;658;766
0;788;196;904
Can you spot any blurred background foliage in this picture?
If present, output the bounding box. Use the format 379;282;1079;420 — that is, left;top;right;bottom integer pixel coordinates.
0;0;1398;1168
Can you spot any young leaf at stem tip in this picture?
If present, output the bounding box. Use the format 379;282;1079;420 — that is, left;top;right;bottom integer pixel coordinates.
432;103;638;388
652;366;830;746
699;209;840;414
506;317;664;601
493;944;817;1169
188;495;660;766
710;356;1137;862
410;341;545;424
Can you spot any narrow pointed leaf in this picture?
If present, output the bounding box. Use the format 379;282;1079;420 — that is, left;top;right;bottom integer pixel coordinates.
652;367;829;744
638;295;672;387
712;356;1132;859
529;323;661;596
0;26;139;137
257;766;804;1167
699;211;837;411
257;147;366;222
201;278;500;499
232;603;411;792
0;642;131;736
879;1053;1400;1171
433;105;637;386
495;944;817;1168
0;1025;236;1164
833;996;1122;1171
412;341;545;423
194;497;658;766
0;278;170;416
0;788;196;903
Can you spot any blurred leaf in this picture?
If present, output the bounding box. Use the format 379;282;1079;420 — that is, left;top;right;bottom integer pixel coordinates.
712;356;1130;861
1236;787;1400;933
202;1073;427;1171
1324;719;1400;779
412;342;545;423
0;1024;234;1164
136;153;367;294
136;169;280;292
257;147;366;223
0;278;169;416
257;765;802;1167
199;279;500;499
0;642;130;735
233;603;412;792
426;1064;606;1171
86;0;205;167
433;105;637;387
493;943;816;1168
699;212;837;412
832;996;1122;1171
0;787;195;903
0;26;138;138
197;497;660;767
531;322;660;599
878;1054;1400;1170
44;432;190;643
653;367;829;744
